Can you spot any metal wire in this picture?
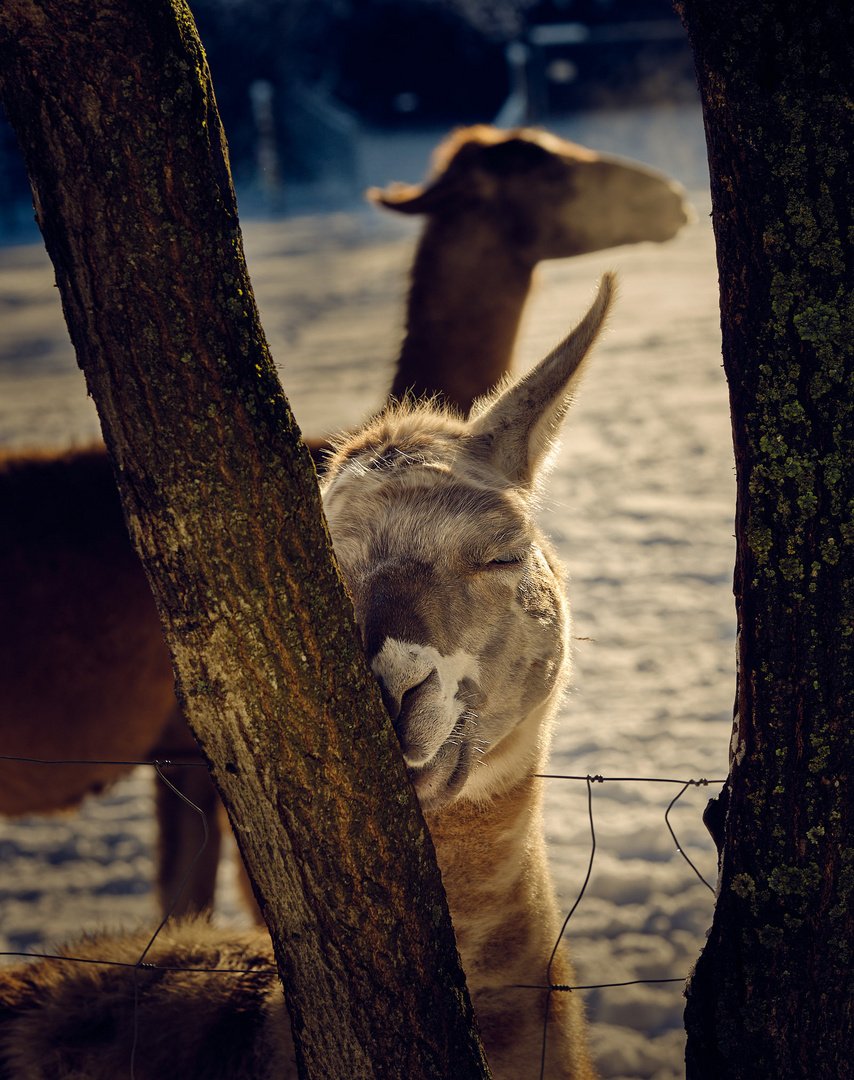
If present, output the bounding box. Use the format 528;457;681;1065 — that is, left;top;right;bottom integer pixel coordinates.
0;757;724;1077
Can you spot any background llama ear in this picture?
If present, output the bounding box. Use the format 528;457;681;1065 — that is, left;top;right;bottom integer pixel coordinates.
466;274;615;486
366;125;536;216
366;179;447;215
366;152;495;216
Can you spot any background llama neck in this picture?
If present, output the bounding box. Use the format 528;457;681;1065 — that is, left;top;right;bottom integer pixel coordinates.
391;215;534;416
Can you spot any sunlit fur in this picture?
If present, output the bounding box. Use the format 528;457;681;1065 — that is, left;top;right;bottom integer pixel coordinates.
322;407;569;813
0;123;687;921
0;275;614;1080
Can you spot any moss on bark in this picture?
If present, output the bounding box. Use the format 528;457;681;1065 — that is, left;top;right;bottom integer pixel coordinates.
673;1;854;1074
0;3;489;1077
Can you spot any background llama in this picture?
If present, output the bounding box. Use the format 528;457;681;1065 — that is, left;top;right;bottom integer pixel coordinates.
0;95;729;1080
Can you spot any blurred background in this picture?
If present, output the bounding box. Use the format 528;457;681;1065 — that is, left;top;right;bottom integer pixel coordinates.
0;0;700;233
0;8;727;1079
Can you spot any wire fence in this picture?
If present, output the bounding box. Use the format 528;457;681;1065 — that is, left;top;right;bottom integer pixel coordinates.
0;753;726;1079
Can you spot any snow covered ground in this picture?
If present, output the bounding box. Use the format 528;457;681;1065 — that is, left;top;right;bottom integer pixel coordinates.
0;103;733;1079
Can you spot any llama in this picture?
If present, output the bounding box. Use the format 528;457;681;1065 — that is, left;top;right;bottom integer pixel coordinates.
0;124;688;920
373;124;690;415
0;274;614;1080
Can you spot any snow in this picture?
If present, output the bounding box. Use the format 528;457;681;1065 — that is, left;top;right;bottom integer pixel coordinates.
0;103;732;1079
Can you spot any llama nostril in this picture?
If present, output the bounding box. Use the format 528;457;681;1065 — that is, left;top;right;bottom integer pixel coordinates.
394;670;439;764
400;672;433;715
378;679;401;720
377;670;435;722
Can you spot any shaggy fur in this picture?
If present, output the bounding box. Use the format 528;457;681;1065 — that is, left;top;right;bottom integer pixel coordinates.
0;923;292;1080
0;275;614;1080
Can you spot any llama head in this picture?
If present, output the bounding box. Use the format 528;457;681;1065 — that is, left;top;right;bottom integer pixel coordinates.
368;125;692;265
321;274;615;811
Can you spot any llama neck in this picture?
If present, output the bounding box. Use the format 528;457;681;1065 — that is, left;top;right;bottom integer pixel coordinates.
426;776;557;983
426;776;595;1079
391;217;534;416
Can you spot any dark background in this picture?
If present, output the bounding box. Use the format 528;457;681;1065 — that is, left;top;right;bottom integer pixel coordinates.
0;0;695;227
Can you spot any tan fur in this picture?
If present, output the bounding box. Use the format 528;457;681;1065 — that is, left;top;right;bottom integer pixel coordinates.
0;923;293;1080
0;275;615;1080
0;126;683;920
372;124;690;414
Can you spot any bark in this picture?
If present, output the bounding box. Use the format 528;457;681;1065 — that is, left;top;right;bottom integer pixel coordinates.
671;2;854;1076
0;3;489;1078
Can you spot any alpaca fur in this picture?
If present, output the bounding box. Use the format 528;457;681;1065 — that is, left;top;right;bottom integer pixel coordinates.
0;275;615;1080
0;124;688;920
0;923;293;1080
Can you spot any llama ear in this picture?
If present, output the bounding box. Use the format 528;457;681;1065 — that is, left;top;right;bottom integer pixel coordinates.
366;181;444;215
366;152;490;215
466;273;615;485
366;128;512;216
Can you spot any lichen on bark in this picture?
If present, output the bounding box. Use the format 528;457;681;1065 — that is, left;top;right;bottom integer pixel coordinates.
673;1;854;1074
0;2;490;1077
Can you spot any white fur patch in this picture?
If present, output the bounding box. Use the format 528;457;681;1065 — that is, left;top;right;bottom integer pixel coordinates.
371;639;480;765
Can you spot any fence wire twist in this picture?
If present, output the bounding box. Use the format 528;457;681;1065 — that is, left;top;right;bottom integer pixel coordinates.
0;753;724;1079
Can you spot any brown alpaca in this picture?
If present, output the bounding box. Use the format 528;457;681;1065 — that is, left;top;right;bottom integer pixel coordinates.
0;125;689;919
373;124;690;415
0;276;615;1080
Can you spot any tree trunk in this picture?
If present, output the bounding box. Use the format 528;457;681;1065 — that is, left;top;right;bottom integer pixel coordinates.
0;3;489;1078
672;2;854;1075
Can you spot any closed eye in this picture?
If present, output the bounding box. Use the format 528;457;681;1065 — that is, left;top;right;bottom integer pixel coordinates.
489;552;524;566
469;535;530;571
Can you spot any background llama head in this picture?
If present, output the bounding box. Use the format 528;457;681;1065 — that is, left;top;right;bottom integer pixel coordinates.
370;125;691;263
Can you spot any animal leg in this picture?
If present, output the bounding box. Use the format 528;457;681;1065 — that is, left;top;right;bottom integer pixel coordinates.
152;708;222;917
